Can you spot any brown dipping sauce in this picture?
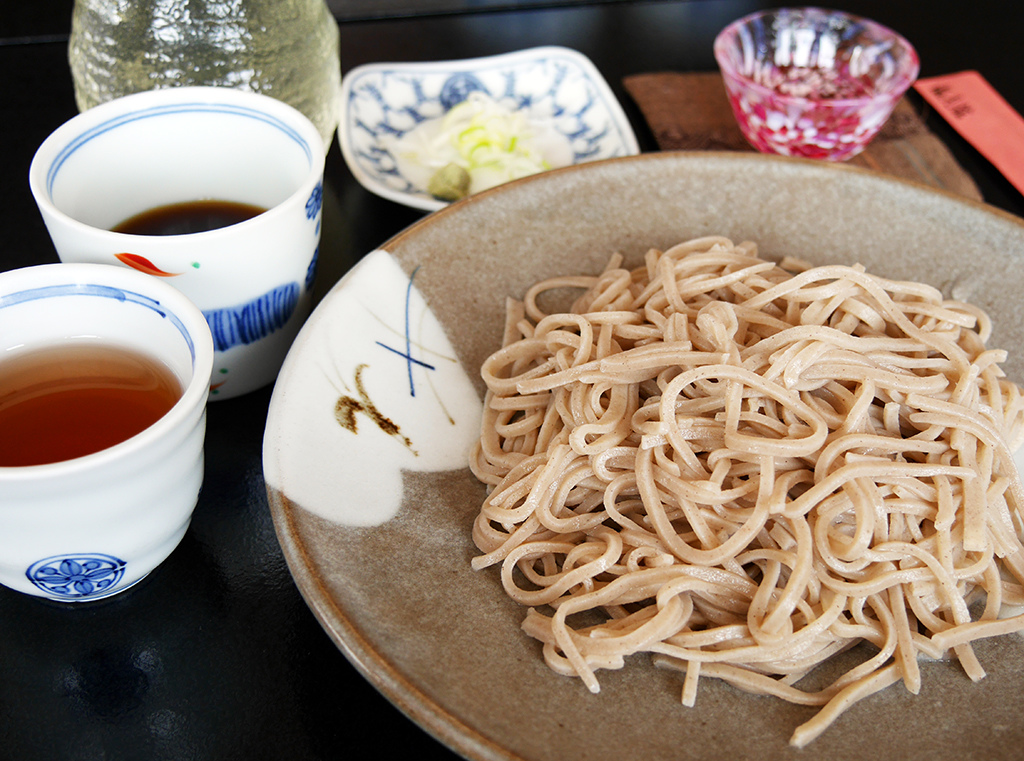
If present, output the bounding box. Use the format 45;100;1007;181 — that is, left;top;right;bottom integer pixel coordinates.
112;199;267;235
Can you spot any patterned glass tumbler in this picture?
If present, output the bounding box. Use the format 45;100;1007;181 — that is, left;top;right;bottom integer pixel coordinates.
714;7;919;161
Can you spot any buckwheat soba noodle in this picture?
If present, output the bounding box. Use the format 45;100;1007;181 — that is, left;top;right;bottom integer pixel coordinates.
468;237;1024;747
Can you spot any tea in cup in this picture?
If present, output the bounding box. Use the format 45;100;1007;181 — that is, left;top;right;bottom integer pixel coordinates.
0;262;214;601
29;86;326;400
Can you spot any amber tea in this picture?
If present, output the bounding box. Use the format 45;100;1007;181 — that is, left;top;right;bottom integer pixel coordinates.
113;199;266;235
0;343;183;467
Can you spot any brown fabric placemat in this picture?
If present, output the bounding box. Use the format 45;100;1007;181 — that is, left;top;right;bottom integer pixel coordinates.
623;72;983;201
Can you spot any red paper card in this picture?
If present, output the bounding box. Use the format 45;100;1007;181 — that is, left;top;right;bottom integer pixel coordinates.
914;71;1024;197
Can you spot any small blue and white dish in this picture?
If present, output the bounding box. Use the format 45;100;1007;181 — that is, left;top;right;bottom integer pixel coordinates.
338;46;640;211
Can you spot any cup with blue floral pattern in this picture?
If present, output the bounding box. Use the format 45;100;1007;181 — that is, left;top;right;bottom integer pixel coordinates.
0;262;214;601
29;86;326;400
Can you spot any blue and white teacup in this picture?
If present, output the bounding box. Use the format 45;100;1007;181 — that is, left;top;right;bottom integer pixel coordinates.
0;262;214;601
29;87;325;400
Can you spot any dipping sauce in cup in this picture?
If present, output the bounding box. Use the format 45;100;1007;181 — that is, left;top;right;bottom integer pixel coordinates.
0;263;214;601
28;86;325;400
111;199;268;237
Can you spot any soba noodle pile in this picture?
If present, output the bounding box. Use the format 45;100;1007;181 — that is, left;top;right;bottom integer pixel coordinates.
468;236;1024;747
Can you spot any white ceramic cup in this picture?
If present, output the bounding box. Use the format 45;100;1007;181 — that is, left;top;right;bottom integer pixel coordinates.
0;262;215;602
29;86;326;400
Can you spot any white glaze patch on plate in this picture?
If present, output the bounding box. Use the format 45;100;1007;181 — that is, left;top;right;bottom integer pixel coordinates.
263;249;482;526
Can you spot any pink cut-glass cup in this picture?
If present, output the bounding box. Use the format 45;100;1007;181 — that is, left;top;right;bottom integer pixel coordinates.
713;7;919;161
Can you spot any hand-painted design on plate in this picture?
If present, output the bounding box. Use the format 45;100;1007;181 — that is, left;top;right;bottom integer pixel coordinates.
263;249;482;527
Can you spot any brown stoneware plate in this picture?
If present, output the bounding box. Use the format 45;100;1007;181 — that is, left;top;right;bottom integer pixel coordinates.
263;152;1024;761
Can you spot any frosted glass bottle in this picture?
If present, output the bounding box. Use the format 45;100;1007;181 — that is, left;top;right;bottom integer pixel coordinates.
68;0;342;151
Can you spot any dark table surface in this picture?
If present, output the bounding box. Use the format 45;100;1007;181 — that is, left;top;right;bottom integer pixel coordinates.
2;2;1022;759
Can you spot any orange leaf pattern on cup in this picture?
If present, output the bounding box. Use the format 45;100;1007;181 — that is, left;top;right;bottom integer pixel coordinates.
114;253;181;277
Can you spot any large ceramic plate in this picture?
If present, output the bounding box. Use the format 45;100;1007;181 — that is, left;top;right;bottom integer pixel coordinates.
263;152;1024;761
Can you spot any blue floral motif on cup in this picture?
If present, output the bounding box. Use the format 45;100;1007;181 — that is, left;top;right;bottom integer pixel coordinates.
26;554;127;599
305;180;323;220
